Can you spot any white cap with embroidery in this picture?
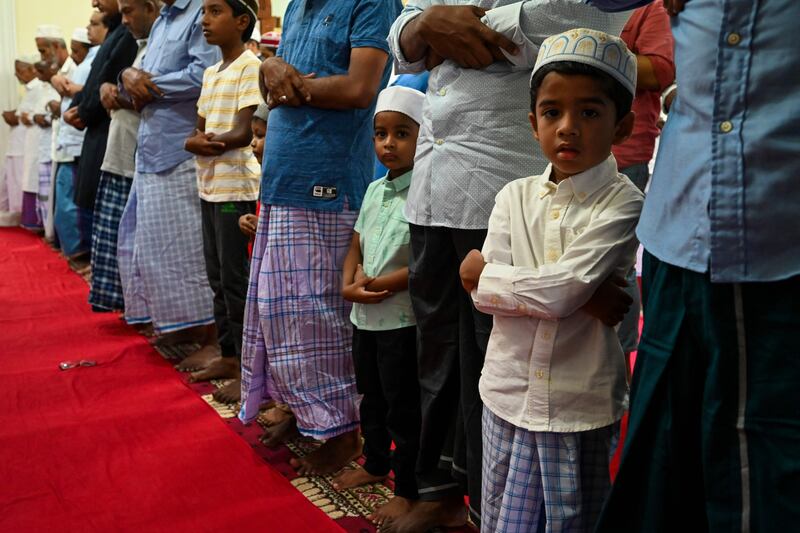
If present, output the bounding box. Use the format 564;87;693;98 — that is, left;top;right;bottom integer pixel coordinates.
374;86;426;125
531;28;637;96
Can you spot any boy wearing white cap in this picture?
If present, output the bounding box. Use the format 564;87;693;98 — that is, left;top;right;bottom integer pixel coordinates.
335;85;425;525
458;28;643;532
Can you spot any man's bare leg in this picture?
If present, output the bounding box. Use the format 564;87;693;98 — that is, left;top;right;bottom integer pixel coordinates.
289;429;362;476
369;496;415;527
260;415;300;447
212;378;241;404
175;325;218;371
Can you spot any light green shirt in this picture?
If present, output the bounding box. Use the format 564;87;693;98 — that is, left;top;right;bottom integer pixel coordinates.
350;171;416;331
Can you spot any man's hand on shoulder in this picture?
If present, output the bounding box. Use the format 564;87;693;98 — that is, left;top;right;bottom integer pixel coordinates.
416;5;517;69
663;0;689;16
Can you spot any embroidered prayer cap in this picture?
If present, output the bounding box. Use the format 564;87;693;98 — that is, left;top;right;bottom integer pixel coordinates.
254;102;269;122
374;86;425;125
531;28;637;96
71;27;91;45
35;24;63;40
15;53;41;65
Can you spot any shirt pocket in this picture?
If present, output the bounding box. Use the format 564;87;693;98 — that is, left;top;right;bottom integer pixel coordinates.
561;225;586;252
388;214;411;247
308;10;350;67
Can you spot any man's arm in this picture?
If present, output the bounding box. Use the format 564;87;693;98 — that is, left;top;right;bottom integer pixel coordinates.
302;47;389;110
146;15;220;103
393;3;517;70
631;4;675;91
585;0;654;11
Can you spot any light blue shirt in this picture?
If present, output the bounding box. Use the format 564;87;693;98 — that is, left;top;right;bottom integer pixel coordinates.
637;0;800;282
135;0;220;173
58;46;99;159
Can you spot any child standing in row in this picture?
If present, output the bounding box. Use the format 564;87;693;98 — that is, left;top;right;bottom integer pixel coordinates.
459;29;644;532
184;0;261;402
335;86;425;526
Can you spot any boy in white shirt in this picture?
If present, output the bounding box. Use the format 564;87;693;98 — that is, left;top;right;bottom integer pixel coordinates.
459;29;644;533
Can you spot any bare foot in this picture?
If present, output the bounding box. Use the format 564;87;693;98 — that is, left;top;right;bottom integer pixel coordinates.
176;344;220;372
289;429;362;476
332;465;386;491
370;496;414;527
263;404;293;426
212;378;241;404
189;356;239;382
260;416;299;448
380;496;467;533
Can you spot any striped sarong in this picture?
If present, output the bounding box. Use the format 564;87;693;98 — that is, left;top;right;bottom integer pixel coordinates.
36;161;52;229
239;204;360;440
89;171;133;312
117;159;213;333
481;407;614;533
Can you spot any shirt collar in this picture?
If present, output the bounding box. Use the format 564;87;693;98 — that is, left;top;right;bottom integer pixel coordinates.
538;155;618;202
384;169;412;192
25;78;42;90
163;0;191;15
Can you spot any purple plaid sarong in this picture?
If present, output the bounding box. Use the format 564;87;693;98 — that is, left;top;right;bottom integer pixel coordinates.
239;204;360;440
481;407;615;533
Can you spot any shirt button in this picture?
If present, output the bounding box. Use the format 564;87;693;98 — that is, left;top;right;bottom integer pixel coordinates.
727;32;741;46
550;210;560;220
535;370;544;379
437;87;447;96
546;250;558;262
516;303;525;312
578;192;587;201
491;296;499;305
542;331;552;340
435;138;444;145
719;120;734;133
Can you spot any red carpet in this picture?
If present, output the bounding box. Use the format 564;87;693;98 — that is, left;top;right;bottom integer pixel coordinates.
0;228;342;533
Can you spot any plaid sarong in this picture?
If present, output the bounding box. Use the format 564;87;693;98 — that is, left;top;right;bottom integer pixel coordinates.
89;172;133;312
481;407;614;533
239;204;360;440
117;159;214;333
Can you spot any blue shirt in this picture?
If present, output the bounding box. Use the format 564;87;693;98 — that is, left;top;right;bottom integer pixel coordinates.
135;0;220;173
260;0;402;211
637;0;800;282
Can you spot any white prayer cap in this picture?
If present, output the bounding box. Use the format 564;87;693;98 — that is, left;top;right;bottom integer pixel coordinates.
71;27;91;45
374;86;425;125
15;53;40;65
35;24;63;40
531;28;637;96
253;102;269;122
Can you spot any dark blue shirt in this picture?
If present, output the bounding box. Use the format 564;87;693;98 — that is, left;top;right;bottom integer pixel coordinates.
260;0;402;211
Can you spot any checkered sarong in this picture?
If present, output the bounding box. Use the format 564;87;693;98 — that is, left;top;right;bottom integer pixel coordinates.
239;204;360;440
117;159;214;333
481;407;614;533
89;172;133;311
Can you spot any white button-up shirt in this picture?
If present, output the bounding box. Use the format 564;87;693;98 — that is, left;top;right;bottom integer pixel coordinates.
474;156;643;432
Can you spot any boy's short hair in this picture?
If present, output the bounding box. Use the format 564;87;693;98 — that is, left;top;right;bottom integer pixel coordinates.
226;0;259;43
529;61;633;123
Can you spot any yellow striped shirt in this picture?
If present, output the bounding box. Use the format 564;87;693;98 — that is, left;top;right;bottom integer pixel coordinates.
195;50;262;202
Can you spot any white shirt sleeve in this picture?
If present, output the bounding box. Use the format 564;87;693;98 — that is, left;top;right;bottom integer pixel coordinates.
474;183;642;319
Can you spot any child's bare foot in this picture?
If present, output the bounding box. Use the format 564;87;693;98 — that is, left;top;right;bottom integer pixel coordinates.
380;496;467;533
176;344;220;372
260;416;299;447
332;465;385;491
369;496;414;527
212;378;241;404
189;356;239;382
289;429;362;476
